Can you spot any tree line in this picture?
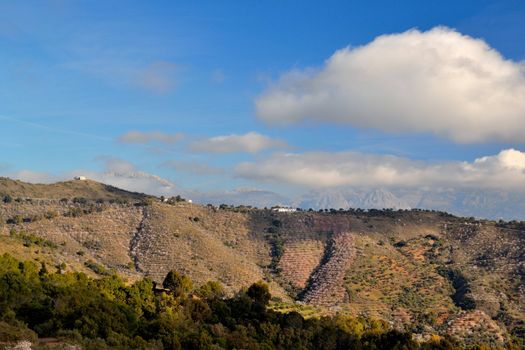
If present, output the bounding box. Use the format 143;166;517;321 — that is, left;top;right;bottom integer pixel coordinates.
0;254;517;349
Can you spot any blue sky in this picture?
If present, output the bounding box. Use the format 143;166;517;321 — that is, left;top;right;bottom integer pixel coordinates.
1;0;525;197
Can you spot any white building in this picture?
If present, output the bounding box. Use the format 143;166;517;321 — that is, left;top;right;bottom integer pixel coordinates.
74;176;87;181
272;206;296;213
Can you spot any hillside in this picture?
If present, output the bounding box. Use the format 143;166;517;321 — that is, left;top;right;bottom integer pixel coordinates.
0;177;148;202
1;178;524;347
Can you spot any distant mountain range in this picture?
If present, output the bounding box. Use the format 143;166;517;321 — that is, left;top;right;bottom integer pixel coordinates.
298;188;411;211
190;187;525;220
185;188;291;209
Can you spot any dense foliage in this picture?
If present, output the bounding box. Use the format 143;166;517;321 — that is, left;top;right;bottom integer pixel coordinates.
0;254;509;349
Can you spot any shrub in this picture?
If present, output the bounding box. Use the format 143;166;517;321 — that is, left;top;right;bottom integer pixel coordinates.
72;197;88;204
84;260;110;276
44;211;59;219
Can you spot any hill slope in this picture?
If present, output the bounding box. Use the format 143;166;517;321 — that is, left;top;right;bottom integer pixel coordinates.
0;177;148;201
0;178;524;346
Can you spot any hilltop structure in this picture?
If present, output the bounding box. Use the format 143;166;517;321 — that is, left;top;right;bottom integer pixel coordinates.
271;206;297;213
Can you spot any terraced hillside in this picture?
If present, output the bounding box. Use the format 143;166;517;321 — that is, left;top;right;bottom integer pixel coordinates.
278;239;324;290
300;232;356;306
1;178;525;346
250;209;525;345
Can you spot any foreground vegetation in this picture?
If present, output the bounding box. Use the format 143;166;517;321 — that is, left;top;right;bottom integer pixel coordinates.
1;254;501;350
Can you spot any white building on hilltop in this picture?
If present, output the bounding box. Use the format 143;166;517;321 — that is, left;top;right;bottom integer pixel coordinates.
74;176;87;181
271;206;296;213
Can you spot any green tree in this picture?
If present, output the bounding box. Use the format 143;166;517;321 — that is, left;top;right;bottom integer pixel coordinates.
247;281;271;307
195;281;224;300
162;271;193;297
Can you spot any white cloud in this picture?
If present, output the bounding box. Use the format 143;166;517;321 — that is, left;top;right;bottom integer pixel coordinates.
256;27;525;143
86;156;176;195
82;171;176;197
190;132;288;154
235;148;525;191
118;130;184;144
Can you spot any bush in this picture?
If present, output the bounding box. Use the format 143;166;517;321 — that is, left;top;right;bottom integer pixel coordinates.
73;197;88;205
196;281;225;299
7;215;24;225
8;230;57;248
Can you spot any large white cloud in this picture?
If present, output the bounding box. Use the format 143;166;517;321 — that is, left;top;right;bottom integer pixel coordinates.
256;27;525;143
190;132;288;154
235;148;525;191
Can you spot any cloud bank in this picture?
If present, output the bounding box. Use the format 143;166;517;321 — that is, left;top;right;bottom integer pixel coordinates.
235;148;525;191
256;27;525;143
190;132;287;154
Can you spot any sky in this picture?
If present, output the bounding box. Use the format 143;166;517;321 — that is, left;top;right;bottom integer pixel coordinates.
1;0;525;198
